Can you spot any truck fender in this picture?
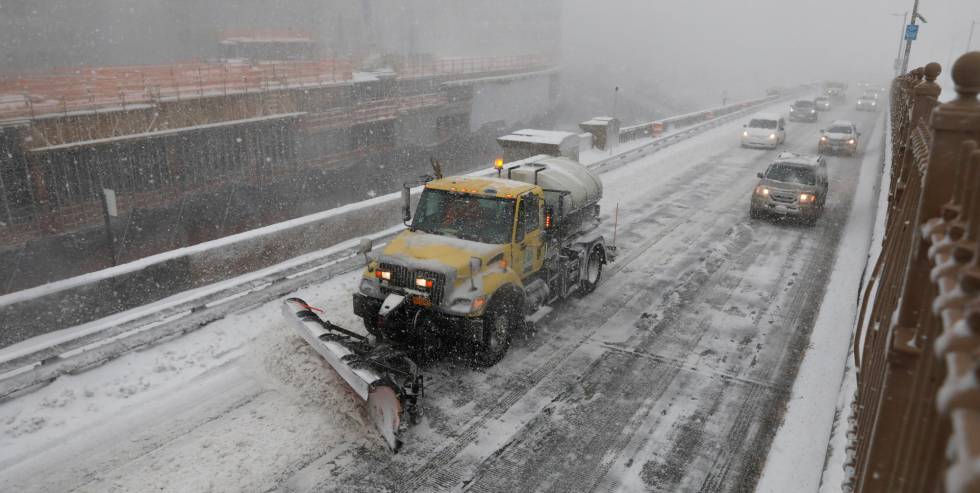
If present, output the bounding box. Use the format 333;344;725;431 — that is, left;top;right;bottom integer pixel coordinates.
486;283;528;315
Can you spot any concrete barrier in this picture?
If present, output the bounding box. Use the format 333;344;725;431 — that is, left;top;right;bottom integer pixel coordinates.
0;183;423;347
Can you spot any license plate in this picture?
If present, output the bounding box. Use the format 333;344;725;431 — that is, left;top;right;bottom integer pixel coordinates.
411;295;432;307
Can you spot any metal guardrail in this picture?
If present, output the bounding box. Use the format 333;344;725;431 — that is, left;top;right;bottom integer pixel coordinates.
0;90;795;401
617;85;814;144
848;51;980;493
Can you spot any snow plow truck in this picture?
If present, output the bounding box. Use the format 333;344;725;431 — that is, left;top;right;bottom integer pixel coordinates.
282;155;608;451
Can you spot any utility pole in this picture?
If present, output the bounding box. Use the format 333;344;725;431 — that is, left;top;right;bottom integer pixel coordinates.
609;86;619;156
900;0;926;75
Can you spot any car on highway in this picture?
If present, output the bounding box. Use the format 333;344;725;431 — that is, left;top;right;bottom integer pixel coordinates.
855;94;878;112
789;100;818;122
818;120;860;156
741;114;786;149
750;152;828;225
814;96;831;111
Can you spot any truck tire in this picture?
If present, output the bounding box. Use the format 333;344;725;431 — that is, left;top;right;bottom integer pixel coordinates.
474;298;518;367
578;245;604;296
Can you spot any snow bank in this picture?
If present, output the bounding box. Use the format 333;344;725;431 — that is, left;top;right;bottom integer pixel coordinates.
754;111;886;493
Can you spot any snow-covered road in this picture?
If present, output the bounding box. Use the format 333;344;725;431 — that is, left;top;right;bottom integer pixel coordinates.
0;103;880;493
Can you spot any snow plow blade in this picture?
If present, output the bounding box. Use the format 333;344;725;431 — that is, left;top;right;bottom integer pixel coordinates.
281;297;423;452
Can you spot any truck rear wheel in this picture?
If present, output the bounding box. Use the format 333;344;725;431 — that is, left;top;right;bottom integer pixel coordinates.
578;246;604;296
473;299;517;367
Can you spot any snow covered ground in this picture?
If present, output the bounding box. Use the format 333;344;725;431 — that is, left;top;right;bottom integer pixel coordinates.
0;102;882;492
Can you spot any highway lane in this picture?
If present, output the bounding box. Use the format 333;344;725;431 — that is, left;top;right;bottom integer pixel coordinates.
0;101;880;493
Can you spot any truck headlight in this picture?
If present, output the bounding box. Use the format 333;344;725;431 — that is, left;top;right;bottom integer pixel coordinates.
742;131;749;137
415;277;434;289
848;139;856;145
375;270;391;281
799;193;815;203
769;133;776;140
755;186;769;196
820;136;828;142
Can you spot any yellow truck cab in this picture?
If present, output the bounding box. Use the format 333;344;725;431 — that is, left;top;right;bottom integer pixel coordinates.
353;156;606;366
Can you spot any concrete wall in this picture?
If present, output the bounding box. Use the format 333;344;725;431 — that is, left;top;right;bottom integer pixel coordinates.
468;72;556;132
0;185;415;347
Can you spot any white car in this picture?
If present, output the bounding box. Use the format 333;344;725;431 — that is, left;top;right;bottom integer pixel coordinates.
741;114;786;149
855;95;878;112
819;120;860;156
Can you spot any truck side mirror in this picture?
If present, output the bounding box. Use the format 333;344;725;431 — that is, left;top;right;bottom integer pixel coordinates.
469;257;482;291
358;238;374;265
358;237;373;255
401;186;411;224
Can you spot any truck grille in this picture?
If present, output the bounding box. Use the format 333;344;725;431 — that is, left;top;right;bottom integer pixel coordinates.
770;191;797;204
380;262;413;287
378;263;446;304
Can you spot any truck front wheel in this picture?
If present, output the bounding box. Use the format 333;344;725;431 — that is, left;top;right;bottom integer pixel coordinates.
473;299;518;367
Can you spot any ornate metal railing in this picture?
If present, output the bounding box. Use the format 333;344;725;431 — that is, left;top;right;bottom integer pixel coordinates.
849;51;980;492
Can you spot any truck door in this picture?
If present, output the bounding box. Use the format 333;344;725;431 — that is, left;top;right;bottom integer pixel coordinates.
513;193;545;278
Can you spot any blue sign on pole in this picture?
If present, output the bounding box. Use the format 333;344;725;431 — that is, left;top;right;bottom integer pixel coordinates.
905;24;919;40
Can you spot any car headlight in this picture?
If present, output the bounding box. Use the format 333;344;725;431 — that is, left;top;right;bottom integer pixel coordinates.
820;136;828;142
848;139;856;145
755;186;769;196
742;131;749;137
810;109;815;114
769;133;776;140
799;193;815;203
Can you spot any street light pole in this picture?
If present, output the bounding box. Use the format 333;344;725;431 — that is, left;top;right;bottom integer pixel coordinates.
969;19;976;51
891;12;908;76
900;0;924;75
609;86;619;156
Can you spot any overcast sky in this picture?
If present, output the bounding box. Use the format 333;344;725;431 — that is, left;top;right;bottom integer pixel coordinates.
563;0;980;106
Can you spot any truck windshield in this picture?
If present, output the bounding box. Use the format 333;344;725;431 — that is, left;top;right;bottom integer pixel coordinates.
412;189;516;244
766;164;816;185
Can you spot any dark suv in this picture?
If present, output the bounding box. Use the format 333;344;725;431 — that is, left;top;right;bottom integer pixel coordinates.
749;152;829;225
789;100;818;122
